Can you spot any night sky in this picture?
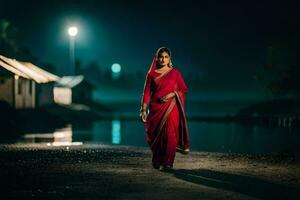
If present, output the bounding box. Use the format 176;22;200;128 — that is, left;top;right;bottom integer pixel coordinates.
1;0;300;100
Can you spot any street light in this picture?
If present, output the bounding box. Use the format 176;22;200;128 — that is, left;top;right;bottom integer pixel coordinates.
68;26;78;37
67;26;78;75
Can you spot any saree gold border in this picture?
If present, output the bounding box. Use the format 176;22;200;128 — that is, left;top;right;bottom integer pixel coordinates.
174;91;189;145
150;98;176;149
158;98;176;132
174;91;185;114
154;67;173;83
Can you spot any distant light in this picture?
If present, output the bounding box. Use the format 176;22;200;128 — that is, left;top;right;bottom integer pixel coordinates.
68;26;78;37
111;63;121;73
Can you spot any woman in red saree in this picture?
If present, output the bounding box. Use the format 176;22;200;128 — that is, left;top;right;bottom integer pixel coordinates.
140;47;190;171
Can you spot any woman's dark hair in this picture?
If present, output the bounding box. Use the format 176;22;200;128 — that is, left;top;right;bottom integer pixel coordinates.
157;47;171;57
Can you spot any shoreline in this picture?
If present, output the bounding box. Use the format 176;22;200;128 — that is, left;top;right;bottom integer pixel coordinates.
1;143;299;199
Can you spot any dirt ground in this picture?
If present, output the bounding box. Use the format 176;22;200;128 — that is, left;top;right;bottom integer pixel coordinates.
0;143;299;200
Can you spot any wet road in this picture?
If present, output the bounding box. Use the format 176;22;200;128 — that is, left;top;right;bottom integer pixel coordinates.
0;143;299;199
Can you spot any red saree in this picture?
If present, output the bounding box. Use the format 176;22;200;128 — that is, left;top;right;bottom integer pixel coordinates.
141;53;189;168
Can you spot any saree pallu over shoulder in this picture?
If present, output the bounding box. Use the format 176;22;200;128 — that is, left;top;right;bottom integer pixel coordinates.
173;68;189;150
174;91;190;150
154;67;174;83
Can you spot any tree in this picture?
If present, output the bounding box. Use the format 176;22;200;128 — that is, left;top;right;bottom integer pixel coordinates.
0;19;19;56
254;44;300;98
0;19;35;60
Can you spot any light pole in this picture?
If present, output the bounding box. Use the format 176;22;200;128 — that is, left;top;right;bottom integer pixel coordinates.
68;26;78;75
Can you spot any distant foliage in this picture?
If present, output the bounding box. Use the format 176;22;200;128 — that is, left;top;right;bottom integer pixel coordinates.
0;19;36;61
254;45;300;98
0;19;20;56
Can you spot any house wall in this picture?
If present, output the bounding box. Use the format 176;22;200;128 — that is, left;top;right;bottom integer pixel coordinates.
26;81;35;108
37;83;55;106
53;87;72;105
14;77;35;109
0;76;14;106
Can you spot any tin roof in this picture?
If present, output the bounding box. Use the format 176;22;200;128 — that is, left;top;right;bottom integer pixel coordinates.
0;55;59;83
55;75;84;88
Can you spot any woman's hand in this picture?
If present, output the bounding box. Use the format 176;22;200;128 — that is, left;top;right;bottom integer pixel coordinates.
160;92;175;103
140;111;147;123
159;96;168;103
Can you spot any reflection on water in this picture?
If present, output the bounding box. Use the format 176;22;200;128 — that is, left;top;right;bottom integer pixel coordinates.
111;120;121;144
20;119;300;154
23;125;82;146
188;122;300;154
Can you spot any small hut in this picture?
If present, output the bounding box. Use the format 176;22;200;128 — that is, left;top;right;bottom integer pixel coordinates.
0;55;59;109
54;75;94;105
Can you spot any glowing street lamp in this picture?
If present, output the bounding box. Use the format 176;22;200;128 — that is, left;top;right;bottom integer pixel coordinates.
68;26;78;37
67;26;78;75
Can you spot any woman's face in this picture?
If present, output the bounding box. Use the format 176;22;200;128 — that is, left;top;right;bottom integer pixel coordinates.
157;51;170;67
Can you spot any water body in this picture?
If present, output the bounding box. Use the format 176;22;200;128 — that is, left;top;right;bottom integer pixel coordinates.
21;119;300;154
